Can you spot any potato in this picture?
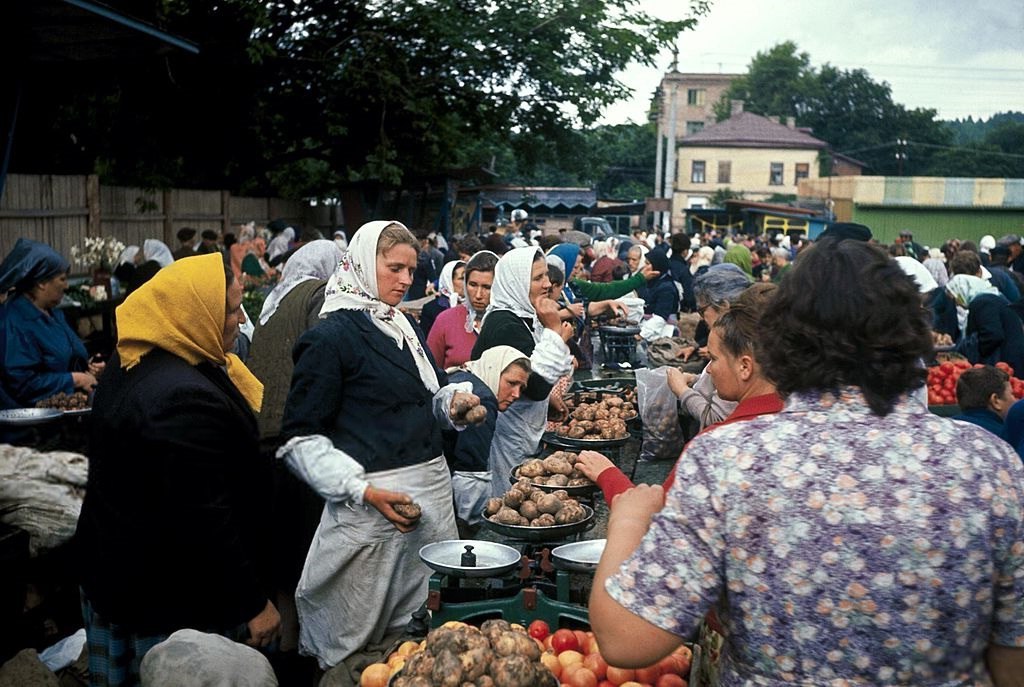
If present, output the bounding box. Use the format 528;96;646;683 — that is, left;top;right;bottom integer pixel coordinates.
464;405;487;424
536;494;562;515
493;507;521;525
518;500;539;520
432;649;465;687
554;502;587;524
459;647;491;682
490;655;540;687
542;456;573;476
529;490;546;503
567;478;592;488
393;503;421;519
516;515;529;526
475;677;495;687
514;478;534;494
518;459;546;478
492;631;540;659
503;490;523;509
551;490;570;501
480;619;511;646
546;474;568;487
404;651;435;678
451;394;476;417
531;513;556;527
484;498;504;516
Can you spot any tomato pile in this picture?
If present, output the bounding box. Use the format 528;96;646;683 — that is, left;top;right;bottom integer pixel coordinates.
927;360;1024;406
529;620;693;687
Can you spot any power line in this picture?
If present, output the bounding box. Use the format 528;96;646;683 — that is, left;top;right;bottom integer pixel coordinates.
837;140;1024;160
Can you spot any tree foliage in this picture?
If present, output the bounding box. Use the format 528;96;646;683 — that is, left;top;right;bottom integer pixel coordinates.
10;0;708;199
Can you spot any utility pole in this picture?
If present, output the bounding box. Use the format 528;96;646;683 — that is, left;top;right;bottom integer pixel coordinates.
895;138;908;176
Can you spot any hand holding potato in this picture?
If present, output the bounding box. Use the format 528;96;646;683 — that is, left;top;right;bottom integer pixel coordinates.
364;485;421;533
450;391;486;425
575;450;615;482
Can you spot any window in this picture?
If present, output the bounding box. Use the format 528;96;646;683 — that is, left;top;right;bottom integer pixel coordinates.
769;162;784;186
687;89;706;106
795;163;810;184
717;161;731;184
691;160;706;184
685;120;705;136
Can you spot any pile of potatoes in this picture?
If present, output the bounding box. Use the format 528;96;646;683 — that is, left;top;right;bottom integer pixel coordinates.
387;620;557;687
513;451;592;489
484;477;589;528
551;414;629;441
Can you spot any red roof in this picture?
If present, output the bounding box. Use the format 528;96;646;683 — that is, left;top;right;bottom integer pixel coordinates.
681;111;828;150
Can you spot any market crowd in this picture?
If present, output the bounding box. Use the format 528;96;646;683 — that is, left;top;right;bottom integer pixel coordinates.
0;214;1023;686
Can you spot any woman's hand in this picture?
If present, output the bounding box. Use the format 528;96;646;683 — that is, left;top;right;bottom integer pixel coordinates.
72;372;98;392
640;262;661;281
450;391;486;425
677;345;696;362
535;297;563;331
559;322;574;343
548;395;569;423
246;600;281;648
665;368;696;397
609;483;665;532
364;486;422;533
87;357;106;378
564;302;585;319
575;450;615;482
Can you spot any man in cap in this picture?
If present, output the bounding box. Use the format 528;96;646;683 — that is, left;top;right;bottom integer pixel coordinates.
171;227;198;261
506;209;529;248
899;230;924;260
998;234;1024;274
817;222;872;243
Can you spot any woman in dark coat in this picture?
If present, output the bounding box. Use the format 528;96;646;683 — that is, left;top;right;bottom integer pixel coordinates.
278;221;481;669
75;253;279;686
947;274;1024;376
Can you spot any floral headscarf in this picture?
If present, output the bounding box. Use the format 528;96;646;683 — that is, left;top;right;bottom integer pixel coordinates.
946;273;1000;308
321;221;439;392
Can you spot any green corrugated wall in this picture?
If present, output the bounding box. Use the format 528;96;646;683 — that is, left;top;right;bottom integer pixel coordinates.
851;207;1024;247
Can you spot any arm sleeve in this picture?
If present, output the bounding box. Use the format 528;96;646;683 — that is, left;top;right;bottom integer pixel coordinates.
677;370;737;429
305;287;327;330
281;326;345;440
605;441;725;638
524;329;574;401
596;466;635;506
3;328;75;404
571;273;646;300
276;435;368;505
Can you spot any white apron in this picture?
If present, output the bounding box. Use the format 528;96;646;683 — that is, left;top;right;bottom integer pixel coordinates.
451;470;492;526
295;456;457;668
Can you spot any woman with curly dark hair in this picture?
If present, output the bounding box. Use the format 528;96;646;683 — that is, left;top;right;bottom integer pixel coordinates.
591;237;1024;685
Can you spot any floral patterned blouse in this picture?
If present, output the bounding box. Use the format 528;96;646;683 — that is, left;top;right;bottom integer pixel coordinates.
607;387;1024;685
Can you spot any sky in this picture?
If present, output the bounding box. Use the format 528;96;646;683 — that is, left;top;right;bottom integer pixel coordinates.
601;0;1024;125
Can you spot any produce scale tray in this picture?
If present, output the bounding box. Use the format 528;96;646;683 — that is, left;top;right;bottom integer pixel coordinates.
508;464;597;497
482;505;595;542
0;408;62;426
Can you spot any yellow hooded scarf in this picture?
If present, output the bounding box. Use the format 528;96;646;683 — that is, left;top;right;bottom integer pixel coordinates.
115;252;264;412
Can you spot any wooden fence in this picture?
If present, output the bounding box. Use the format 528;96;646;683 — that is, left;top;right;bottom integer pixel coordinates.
0;174;310;267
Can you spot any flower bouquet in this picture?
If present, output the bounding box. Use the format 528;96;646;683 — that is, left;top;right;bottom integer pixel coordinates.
70;236;126;272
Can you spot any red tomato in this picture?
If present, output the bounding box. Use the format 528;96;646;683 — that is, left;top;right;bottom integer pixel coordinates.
583;652;609;680
551;629;581;655
955;359;971;369
529;620;551;641
939;362;954;374
574;630;590;653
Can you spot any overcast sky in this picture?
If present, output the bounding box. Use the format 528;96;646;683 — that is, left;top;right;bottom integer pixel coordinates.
601;0;1024;124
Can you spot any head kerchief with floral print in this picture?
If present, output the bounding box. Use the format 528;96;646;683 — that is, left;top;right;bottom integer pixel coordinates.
320;220;439;392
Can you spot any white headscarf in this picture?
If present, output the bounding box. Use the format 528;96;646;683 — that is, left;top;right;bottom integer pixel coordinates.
946;274;1000;308
482;246;545;342
462;345;529;398
980;235;996;254
117;245;139;267
143;239;174;268
437;260;464;308
266;227;295;262
321;221;439;392
258;240;342;325
463;250;500;334
895;256;938;294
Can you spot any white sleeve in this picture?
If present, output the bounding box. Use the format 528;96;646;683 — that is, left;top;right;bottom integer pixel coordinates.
677;370;738;429
530;328;574;383
276;435;369;505
433;380;475;430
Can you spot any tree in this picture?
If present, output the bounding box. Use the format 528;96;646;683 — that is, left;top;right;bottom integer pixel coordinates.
715;42;952;175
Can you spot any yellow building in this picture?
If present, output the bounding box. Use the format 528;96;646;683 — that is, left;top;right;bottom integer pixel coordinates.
673;110;830;227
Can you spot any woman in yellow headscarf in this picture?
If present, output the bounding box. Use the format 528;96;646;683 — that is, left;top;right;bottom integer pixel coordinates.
75;253;280;687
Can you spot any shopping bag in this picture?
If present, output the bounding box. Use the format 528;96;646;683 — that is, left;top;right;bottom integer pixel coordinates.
636;367;686;462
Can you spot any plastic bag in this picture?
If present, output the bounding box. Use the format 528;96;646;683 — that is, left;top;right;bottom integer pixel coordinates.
636;367;686;462
617;297;645;325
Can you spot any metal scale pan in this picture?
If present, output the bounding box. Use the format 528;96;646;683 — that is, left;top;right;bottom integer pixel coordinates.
419;540;522;578
551;539;606;573
482;505;595;542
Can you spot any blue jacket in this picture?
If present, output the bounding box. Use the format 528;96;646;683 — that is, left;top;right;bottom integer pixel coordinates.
644;274;680;320
1;294;87;406
952;408;1006;440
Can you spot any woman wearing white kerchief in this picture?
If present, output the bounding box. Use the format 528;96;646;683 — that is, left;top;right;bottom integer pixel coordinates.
277;221;480;669
266;226;295;263
426;250;499;369
417;259;465;337
444;345;532;533
471;246;574;498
